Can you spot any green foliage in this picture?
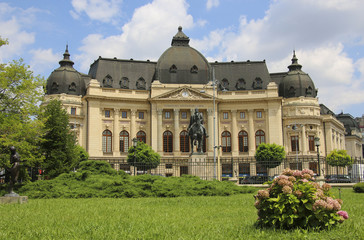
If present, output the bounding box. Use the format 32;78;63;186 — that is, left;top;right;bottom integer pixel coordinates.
18;166;255;199
255;143;286;168
0;38;46;173
127;141;160;170
41;99;78;178
78;160;117;176
353;182;364;193
254;168;347;230
326;149;353;167
74;145;89;166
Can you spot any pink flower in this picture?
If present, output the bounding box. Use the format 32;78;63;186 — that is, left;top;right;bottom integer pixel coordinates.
337;211;349;219
282;185;292;194
256;190;269;199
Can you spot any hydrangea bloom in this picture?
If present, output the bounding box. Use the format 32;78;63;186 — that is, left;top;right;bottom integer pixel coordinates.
337;211;349;219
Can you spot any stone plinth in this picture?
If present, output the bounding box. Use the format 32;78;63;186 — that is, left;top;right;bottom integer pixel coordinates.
0;196;28;204
189;154;213;180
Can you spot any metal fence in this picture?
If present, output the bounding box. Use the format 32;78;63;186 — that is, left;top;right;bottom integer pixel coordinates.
100;156;364;184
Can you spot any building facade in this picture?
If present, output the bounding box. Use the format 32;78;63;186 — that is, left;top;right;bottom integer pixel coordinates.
44;27;351;175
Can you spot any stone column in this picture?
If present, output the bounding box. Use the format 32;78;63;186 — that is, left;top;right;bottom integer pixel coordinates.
130;109;136;141
231;110;238;156
174;109;180;153
301;125;307;154
113;109;119;154
264;109;269;142
207;109;214;152
248;109;255;155
157;109;163;152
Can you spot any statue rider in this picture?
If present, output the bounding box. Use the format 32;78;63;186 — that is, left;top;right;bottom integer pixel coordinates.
4;146;22;196
188;109;208;143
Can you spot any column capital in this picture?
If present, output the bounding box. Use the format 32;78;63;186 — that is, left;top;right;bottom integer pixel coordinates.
157;109;163;115
174;109;180;114
114;109;120;114
207;109;214;115
231;109;237;114
248;109;254;113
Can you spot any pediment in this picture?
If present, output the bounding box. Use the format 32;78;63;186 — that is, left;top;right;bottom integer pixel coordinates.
152;87;213;100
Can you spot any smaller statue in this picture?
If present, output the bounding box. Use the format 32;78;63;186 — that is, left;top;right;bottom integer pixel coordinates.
188;109;208;154
5;146;22;196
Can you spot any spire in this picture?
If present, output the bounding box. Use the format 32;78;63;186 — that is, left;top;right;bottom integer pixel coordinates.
287;50;302;71
59;44;74;67
171;26;190;46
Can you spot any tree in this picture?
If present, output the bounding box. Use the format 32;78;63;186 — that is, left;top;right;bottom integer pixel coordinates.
0;37;45;175
41;99;78;178
127;141;160;171
255;143;286;169
326;149;353;167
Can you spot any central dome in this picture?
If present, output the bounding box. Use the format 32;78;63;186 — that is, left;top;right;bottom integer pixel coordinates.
156;26;210;84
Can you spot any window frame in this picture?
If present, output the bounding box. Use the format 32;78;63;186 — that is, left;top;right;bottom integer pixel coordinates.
119;130;129;152
102;130;112;153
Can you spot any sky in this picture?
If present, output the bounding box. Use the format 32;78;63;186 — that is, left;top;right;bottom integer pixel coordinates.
1;0;364;117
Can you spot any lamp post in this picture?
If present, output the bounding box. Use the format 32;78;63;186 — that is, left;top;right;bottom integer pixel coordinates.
132;137;138;176
212;69;217;180
314;137;321;176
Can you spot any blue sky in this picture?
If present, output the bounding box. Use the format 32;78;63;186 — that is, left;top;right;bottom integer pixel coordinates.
1;0;364;117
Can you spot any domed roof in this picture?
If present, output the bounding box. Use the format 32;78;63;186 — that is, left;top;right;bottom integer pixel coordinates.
336;113;360;136
46;45;86;96
156;26;210;84
279;51;317;98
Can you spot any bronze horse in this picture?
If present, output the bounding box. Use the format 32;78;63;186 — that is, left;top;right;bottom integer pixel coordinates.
188;119;205;154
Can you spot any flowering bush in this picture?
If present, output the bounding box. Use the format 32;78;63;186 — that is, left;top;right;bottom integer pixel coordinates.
254;168;348;230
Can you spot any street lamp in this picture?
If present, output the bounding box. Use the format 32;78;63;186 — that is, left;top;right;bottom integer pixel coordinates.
314;137;321;176
132;137;138;176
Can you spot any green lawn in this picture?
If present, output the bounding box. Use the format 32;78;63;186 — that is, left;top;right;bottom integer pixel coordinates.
0;188;363;240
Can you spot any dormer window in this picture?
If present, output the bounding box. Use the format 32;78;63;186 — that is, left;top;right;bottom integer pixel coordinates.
169;64;177;73
236;78;246;90
103;75;113;88
288;86;296;97
51;82;59;92
69;82;76;92
221;78;229;90
190;65;198;74
136;77;146;90
253;77;263;89
306;86;313;96
120;77;129;89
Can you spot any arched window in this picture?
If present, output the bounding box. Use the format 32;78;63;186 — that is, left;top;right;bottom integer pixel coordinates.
221;78;229;90
238;130;248;152
180;131;189;153
255;130;265;148
169;64;177;73
136;77;146;90
69;82;76;92
120;77;129;89
163;131;173;152
253;77;263;89
137;131;146;143
102;130;112;153
190;65;198;73
236;78;246;90
119;130;129;152
221;131;231;152
103;75;113;88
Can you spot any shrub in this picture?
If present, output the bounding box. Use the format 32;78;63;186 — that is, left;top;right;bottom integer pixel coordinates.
255;143;285;169
254;168;348;230
353;182;364;193
326;149;353;167
78;160;118;175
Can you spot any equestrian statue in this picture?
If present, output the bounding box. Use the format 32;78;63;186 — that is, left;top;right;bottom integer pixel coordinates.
188;109;208;155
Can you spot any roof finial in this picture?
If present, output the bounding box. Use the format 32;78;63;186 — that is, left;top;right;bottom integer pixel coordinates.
59;44;74;67
288;50;302;71
171;26;190;46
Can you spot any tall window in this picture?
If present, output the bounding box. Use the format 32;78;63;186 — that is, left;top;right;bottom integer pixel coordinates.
180;131;189;153
137;131;146;143
308;135;315;151
102;130;112;153
165;111;171;119
71;107;76;115
291;136;299;152
255;130;265;148
223;112;229;119
256;111;262;118
163;131;173;152
240;112;245;119
119;130;129;152
221;131;231;152
138;112;144;119
181;111;187;119
121;111;127;118
238;131;249;152
105;110;111;118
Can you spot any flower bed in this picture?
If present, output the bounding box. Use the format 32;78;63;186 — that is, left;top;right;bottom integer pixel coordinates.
254;168;348;230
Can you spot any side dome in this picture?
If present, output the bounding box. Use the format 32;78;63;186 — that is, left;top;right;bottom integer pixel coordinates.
156;26;210;84
46;46;86;96
279;51;317;98
336;113;360;136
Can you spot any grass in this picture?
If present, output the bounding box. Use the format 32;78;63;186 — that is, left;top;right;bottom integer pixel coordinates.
0;188;363;240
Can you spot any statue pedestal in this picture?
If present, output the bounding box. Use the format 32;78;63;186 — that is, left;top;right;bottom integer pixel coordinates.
0;195;28;204
189;154;212;180
316;175;326;187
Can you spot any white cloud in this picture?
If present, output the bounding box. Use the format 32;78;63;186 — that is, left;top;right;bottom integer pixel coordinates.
194;0;364;116
206;0;219;10
0;3;36;61
29;48;60;75
75;0;194;71
70;0;123;24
